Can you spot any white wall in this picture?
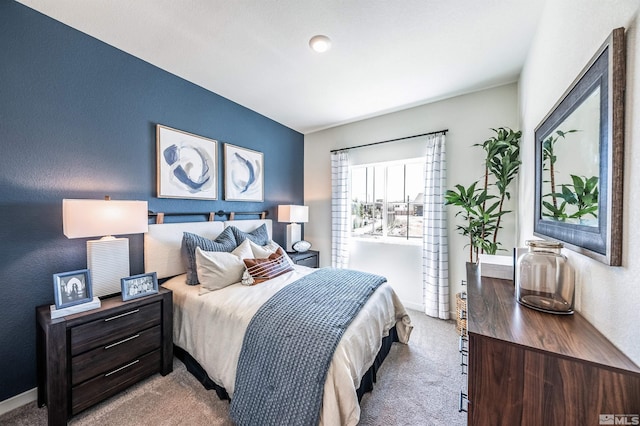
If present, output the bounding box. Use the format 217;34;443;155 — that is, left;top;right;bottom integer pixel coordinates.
518;0;640;364
304;83;519;313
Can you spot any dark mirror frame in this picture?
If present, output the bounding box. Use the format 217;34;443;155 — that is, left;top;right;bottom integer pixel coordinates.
534;28;625;266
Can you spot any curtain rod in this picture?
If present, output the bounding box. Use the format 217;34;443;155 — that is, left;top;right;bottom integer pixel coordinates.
330;129;448;153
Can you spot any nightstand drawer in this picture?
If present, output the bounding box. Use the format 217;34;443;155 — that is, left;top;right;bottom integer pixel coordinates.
295;255;318;268
71;325;161;385
289;250;319;268
71;349;161;415
71;302;161;355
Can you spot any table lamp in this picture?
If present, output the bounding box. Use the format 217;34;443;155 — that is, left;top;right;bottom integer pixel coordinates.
278;205;309;252
63;197;148;297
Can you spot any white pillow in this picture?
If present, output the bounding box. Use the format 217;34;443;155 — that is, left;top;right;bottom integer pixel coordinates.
249;240;293;262
248;239;276;258
196;241;254;294
234;239;255;259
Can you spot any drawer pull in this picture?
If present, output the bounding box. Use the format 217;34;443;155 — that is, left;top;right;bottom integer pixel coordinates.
104;334;140;350
459;392;469;412
104;359;139;377
104;309;140;322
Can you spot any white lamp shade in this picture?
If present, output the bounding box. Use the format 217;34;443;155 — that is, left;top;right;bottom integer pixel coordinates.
63;199;148;238
277;205;309;223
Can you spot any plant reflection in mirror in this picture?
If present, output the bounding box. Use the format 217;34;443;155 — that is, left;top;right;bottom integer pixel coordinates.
541;128;598;222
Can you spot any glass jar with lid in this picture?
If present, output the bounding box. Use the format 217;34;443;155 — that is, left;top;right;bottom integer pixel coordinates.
515;240;575;314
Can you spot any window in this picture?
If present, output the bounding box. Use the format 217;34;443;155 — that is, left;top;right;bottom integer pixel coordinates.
351;158;424;241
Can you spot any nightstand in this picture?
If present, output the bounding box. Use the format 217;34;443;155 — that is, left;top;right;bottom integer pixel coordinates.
36;287;173;426
288;250;319;268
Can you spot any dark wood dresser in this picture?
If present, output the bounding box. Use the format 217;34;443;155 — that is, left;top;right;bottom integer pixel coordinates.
464;263;640;425
36;288;173;426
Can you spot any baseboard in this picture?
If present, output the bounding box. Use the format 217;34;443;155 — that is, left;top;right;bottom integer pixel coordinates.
402;301;424;312
401;301;457;322
0;388;37;416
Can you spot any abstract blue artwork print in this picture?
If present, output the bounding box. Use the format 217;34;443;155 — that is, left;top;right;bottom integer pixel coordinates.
156;124;218;199
224;143;264;201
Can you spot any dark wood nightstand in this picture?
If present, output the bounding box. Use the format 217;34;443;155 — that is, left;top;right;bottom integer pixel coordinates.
36;288;173;426
288;250;319;268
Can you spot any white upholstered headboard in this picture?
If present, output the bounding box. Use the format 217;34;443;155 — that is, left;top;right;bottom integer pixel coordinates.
144;219;272;279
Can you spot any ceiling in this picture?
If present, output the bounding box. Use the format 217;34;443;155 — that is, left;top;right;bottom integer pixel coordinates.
17;0;547;134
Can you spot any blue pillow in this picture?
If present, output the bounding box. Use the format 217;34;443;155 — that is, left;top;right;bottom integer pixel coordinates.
230;224;270;246
181;227;237;285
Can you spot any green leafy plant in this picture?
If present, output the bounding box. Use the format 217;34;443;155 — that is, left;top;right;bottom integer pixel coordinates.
540;128;598;222
445;128;521;263
544;175;599;221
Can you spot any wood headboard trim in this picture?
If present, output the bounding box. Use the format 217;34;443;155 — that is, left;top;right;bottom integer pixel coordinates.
149;210;268;224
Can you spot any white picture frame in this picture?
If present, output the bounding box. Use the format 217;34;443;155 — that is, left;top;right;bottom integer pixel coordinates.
156;124;218;200
224;143;264;201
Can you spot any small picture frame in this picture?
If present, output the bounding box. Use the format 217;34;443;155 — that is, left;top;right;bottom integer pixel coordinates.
53;269;93;309
121;272;158;301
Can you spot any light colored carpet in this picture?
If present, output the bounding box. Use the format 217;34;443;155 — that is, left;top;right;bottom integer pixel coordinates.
1;310;467;425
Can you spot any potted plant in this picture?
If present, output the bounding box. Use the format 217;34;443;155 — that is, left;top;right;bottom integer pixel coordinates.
445;127;522;263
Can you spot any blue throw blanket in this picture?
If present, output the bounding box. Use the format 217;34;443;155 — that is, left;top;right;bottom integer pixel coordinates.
229;268;387;426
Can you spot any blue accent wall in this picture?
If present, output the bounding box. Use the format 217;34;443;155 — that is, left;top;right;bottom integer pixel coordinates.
0;2;303;401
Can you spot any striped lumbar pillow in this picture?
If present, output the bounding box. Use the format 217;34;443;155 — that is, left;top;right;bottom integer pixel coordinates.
243;247;293;284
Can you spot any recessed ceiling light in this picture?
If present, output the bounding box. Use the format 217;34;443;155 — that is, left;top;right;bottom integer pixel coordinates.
309;35;331;53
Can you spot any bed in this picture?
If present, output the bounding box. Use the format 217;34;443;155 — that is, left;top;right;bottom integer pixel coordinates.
144;218;412;425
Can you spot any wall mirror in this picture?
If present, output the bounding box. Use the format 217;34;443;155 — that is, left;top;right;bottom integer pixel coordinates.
534;28;625;266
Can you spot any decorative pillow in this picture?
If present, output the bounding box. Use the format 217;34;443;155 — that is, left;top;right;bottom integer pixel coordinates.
247;239;277;258
248;240;294;264
234;239;258;259
181;227;237;285
243;247;294;285
230;224;270;246
196;243;253;294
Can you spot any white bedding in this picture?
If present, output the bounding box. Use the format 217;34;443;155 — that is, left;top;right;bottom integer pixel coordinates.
163;265;412;426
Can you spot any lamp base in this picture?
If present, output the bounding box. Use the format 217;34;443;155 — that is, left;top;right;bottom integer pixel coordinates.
285;223;301;252
87;237;130;297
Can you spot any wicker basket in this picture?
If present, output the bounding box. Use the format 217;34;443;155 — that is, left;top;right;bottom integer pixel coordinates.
456;292;467;336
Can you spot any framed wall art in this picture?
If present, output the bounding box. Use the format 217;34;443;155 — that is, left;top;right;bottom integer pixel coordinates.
157;124;218;200
121;272;158;301
533;28;625;265
224;143;264;201
53;269;93;309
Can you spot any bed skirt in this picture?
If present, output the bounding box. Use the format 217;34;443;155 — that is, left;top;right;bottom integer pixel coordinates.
174;325;399;403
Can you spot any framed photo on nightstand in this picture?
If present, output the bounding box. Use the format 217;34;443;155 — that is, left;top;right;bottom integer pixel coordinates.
53;269;93;309
121;272;158;301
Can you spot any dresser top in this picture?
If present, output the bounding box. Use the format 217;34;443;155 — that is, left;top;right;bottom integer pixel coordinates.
466;263;640;375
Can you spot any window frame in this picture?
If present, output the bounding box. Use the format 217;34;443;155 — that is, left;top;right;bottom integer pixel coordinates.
350;157;425;245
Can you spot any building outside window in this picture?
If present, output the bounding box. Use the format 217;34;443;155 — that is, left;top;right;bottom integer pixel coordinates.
351;158;424;242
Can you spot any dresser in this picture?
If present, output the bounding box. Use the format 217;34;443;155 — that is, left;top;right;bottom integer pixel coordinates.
36;288;173;426
463;263;640;425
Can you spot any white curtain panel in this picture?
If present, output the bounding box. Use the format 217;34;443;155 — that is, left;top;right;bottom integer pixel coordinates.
331;151;350;268
422;133;449;319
